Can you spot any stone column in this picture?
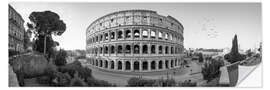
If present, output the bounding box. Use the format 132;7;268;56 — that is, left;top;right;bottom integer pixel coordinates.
131;60;134;71
103;60;106;68
163;60;166;70
122;60;125;71
155;61;158;71
131;28;134;39
147;43;151;55
108;60;111;70
148;61;151;71
140;43;143;55
114;60;118;70
131;43;134;55
139;60;142;71
140;28;142;39
168;60;171;69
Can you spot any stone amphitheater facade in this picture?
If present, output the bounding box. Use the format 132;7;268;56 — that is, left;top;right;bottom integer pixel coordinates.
86;10;184;73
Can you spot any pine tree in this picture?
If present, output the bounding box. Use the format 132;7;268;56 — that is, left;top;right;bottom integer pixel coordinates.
224;34;245;63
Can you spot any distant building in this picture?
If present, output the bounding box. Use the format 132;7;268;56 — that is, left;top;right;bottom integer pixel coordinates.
8;5;25;53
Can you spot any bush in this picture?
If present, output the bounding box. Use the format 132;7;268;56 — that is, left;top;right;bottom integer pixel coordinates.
127;77;176;87
202;59;223;82
58;60;92;80
86;77;115;87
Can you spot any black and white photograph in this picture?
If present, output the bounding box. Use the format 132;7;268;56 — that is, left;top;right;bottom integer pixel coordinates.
7;1;263;87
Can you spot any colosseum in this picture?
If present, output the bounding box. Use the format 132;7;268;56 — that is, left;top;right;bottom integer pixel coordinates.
86;10;184;74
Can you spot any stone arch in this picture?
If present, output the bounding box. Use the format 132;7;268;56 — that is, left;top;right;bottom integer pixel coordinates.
110;61;114;69
158;46;163;54
134;44;140;54
134;29;140;38
117;30;123;39
117;45;123;54
171;60;174;68
165;60;169;69
99;47;103;54
104;33;109;40
142;29;148;38
151;45;155;54
151;61;156;70
95;59;98;66
142;44;148;54
99;34;103;41
125;61;131;70
165;46;169;54
125;29;131;38
110;31;115;39
142;61;148;70
104;46;109;54
105;60;108;68
158;60;163;69
110;45;115;54
99;59;103;67
171;47;174;54
175;59;177;66
117;61;122;70
125;44;131;54
134;61;140;70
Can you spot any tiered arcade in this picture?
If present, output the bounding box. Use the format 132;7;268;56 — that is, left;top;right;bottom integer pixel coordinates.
86;10;184;73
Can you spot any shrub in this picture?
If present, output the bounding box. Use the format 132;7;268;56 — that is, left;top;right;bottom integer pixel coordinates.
86;77;115;87
58;60;92;80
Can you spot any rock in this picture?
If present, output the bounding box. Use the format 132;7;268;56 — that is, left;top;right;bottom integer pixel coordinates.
9;65;19;87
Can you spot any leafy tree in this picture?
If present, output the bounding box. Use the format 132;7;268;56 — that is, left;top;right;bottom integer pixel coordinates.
198;53;204;62
202;58;224;82
54;49;67;66
27;11;66;58
224;35;245;63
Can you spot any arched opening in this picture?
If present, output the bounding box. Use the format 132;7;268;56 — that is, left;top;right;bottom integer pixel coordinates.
125;61;131;70
158;60;163;69
165;46;169;54
110;32;115;39
96;36;99;42
125;30;131;38
110;45;115;54
99;60;103;67
151;61;156;70
159;46;163;54
117;61;122;70
151;45;155;54
125;45;131;54
150;30;156;39
165;60;169;69
104;46;108;54
142;61;148;70
142;29;148;38
117;45;122;54
142;45;148;54
134;29;140;38
105;33;108;40
95;59;98;66
171;60;174;68
165;33;168;40
158;31;162;39
99;47;103;54
175;59;177;66
171;47;174;54
105;60;108;68
134;45;140;54
134;61;140;70
110;61;114;69
117;30;123;39
100;34;103;41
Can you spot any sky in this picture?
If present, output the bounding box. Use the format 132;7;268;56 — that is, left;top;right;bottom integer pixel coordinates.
9;2;262;50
